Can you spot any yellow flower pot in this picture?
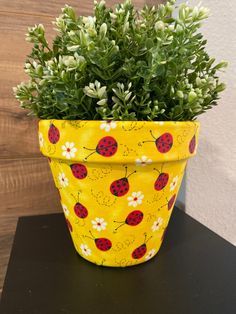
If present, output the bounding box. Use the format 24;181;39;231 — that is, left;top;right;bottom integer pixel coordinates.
38;120;199;267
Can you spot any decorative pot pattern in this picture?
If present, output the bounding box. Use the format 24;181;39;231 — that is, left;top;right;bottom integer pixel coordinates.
39;120;199;267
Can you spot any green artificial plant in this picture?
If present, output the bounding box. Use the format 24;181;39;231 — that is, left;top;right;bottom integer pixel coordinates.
14;0;227;121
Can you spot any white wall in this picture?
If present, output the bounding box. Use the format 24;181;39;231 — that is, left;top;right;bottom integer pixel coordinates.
176;0;236;245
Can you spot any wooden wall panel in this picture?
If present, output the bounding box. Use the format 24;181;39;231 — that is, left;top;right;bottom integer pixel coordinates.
0;0;164;293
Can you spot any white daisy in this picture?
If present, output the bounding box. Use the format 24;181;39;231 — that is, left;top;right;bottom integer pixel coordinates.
39;132;44;147
58;172;69;188
100;121;117;132
170;175;179;192
154;121;164;125
135;156;152;166
62;204;69;217
80;244;91;256
92;217;107;232
127;191;144;207
62;142;77;159
151;217;163;232
145;249;156;261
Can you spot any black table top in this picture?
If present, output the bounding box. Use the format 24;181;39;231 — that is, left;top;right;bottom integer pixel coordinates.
1;207;236;314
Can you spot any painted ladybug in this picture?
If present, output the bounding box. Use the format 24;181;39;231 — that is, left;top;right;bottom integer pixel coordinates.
85;231;112;251
84;136;118;160
72;193;88;218
168;194;176;210
143;130;173;153
66;219;73;232
153;168;169;191
70;163;87;179
114;210;144;232
132;233;152;259
74;202;88;218
48;123;60;144
189;135;196;154
110;166;136;197
160;194;176;211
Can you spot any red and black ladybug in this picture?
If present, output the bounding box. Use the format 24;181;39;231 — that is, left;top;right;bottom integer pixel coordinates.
189;135;196;154
153;167;169;191
159;194;176;211
74;202;88;218
84;231;112;251
132;233;152;259
48;123;60;144
168;194;176;210
143;130;173;153
72;193;88;218
70;163;87;179
114;210;144;232
66;219;73;232
84;136;118;160
110;166;136;197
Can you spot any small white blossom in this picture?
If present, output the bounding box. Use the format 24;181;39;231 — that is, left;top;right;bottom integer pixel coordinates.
127;192;144;207
62;142;77;159
91;217;107;232
100;121;117;132
145;249;156;261
83;80;107;99
62;204;70;217
170;176;179;192
135;156;152;167
80;244;91;256
152;217;163;232
58;172;69;188
38;132;44;147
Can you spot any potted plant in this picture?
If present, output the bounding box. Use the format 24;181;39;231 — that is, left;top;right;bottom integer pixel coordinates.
14;0;227;267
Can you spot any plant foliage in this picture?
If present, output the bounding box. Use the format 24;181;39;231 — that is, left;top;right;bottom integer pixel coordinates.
14;0;227;121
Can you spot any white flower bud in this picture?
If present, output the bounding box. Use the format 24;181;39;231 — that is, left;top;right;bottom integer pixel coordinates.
99;23;107;38
110;12;117;19
177;90;184;98
97;99;107;106
155;21;165;31
196;77;201;86
25;63;31;69
188;91;197;102
97;86;107;99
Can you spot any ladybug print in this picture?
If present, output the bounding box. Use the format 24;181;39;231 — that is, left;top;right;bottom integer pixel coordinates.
48;123;60;144
160;194;176;211
66;219;73;232
110;166;136;197
85;231;112;251
72;193;88;218
70;163;87;179
132;233;152;259
114;210;144;232
74;202;88;218
168;194;176;210
189;135;196;154
143;130;173;153
84;136;118;160
153;168;169;191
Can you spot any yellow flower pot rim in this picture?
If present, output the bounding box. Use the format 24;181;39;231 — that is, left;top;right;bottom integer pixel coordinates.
39;119;200;163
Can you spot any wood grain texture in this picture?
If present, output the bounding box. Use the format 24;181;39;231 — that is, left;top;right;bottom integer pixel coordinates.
0;0;164;292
